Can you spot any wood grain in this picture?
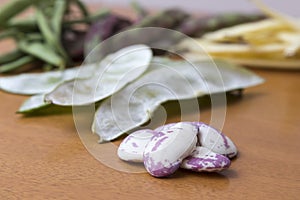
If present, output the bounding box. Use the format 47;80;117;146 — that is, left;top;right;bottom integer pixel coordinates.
1;68;299;200
0;1;299;199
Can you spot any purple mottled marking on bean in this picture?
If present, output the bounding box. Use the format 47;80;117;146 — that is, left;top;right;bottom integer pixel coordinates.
154;132;165;137
154;123;176;132
150;131;165;140
132;142;138;148
151;136;168;152
144;153;180;177
123;135;133;144
151;162;180;177
155;122;198;133
186;154;230;171
220;133;230;149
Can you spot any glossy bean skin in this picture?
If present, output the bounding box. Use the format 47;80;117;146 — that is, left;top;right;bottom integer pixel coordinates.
194;122;238;158
181;146;231;172
118;121;238;177
154;121;238;158
143;122;198;177
118;129;156;162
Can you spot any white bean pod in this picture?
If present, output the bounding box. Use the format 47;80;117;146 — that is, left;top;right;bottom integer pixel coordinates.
93;57;264;142
181;146;231;172
143;122;198;177
118;129;156;162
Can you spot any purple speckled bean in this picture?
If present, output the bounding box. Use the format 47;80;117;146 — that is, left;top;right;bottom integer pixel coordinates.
154;122;237;159
154;122;198;132
143;153;181;177
143;122;198;177
118;129;156;162
181;146;231;172
151;136;168;152
194;122;238;158
154;123;177;132
118;121;237;176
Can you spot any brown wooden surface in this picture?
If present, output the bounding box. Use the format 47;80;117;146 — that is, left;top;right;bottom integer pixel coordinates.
1;1;300;200
1;67;299;200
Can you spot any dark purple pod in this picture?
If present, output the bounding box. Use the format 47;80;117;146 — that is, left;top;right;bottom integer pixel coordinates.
84;14;133;54
61;29;86;62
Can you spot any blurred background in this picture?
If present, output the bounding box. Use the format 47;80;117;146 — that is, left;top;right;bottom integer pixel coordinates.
0;0;298;73
83;0;299;16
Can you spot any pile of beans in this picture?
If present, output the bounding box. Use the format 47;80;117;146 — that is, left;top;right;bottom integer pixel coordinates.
118;122;237;177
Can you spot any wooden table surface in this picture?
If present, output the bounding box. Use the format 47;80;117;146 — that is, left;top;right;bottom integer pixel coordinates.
1;67;299;200
0;1;300;200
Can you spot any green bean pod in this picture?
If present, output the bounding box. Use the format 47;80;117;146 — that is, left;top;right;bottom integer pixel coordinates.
5;18;38;32
0;55;35;73
18;39;65;68
52;0;67;37
26;33;44;42
0;29;19;40
0;50;24;65
36;8;70;64
130;1;148;20
0;0;41;27
63;8;110;26
132;9;189;29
